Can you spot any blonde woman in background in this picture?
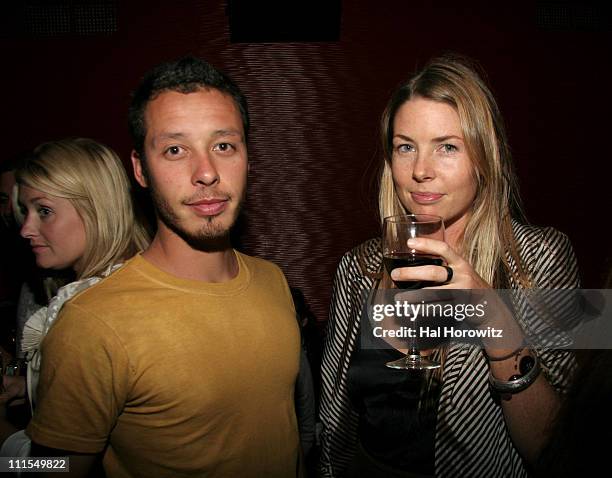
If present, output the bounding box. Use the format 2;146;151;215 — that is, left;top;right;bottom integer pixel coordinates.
0;138;149;458
319;56;579;477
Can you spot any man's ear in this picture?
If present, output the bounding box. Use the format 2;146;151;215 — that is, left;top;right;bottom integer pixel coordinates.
131;150;148;188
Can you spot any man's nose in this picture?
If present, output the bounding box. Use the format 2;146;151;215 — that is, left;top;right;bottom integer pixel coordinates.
192;152;220;187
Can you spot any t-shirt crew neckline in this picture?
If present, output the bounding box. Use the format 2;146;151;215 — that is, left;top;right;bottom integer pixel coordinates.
129;250;251;296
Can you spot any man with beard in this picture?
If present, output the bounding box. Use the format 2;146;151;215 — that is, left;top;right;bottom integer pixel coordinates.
27;57;301;478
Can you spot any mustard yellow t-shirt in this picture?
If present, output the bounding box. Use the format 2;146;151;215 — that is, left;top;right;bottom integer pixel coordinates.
27;252;300;478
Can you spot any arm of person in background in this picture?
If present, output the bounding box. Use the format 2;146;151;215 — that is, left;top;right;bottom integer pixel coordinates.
0;394;19;446
1;375;26;403
0;374;26;447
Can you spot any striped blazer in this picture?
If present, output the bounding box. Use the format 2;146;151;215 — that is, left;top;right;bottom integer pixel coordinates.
319;223;580;477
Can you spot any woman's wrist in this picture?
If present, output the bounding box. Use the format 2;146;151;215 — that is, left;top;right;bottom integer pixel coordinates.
487;348;541;400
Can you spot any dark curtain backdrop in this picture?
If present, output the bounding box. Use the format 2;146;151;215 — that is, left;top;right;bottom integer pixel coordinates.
1;0;610;331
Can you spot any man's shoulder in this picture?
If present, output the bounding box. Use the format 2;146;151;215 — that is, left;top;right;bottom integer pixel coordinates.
66;255;148;310
44;262;143;347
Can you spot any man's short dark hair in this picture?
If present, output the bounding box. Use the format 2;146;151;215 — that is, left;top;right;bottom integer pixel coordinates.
128;56;249;158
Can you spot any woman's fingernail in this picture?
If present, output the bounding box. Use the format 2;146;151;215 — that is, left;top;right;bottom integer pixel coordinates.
407;238;417;247
390;270;399;280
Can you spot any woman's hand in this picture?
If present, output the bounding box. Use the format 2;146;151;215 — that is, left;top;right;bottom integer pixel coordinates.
389;237;489;289
0;375;26;406
389;237;521;343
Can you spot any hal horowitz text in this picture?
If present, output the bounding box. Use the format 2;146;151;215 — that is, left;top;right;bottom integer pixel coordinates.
372;326;504;339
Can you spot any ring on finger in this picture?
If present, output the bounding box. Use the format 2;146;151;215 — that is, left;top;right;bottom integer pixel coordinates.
442;265;453;284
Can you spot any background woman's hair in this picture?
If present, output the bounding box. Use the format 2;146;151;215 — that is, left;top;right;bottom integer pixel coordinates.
16;138;150;279
378;54;530;287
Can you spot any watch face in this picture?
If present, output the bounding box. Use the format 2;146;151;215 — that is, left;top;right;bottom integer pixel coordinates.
519;355;536;375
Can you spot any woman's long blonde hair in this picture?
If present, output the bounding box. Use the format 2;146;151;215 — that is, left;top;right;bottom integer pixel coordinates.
378;55;530;287
16;138;149;279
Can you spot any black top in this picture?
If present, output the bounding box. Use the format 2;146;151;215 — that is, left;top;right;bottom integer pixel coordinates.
347;322;440;475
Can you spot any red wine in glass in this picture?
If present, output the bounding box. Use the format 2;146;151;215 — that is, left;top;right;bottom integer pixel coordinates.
382;214;444;370
383;252;443;289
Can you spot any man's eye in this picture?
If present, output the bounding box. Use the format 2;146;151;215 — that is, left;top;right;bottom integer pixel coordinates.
213;143;234;153
163;145;188;158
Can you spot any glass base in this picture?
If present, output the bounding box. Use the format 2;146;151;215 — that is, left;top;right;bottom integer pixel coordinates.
386;354;441;370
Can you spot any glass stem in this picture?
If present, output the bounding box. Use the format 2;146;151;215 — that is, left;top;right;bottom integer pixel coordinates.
407;331;420;359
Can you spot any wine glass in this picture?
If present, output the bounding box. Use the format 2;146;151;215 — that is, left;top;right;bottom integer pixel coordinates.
382;214;444;370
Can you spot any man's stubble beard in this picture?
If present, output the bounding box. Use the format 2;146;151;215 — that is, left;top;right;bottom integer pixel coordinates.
145;168;244;253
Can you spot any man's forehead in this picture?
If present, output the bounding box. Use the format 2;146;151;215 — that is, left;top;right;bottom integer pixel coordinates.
141;90;245;153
